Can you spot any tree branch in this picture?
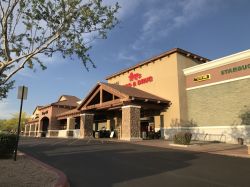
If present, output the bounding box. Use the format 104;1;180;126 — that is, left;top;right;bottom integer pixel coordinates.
1;0;19;62
1;32;60;84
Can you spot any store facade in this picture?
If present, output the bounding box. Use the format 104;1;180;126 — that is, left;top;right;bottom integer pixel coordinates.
24;95;80;137
24;48;250;144
183;49;250;144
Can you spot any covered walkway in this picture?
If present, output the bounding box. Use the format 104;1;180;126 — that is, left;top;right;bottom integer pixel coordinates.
56;82;171;140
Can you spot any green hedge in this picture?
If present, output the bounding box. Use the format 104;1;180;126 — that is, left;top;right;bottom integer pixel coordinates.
0;132;17;157
173;132;192;145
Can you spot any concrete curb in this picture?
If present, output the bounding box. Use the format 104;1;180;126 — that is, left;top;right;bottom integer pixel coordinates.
20;151;70;187
169;143;191;148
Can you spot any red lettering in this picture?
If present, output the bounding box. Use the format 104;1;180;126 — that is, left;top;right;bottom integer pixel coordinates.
128;73;134;81
126;75;153;87
125;83;132;87
128;72;142;81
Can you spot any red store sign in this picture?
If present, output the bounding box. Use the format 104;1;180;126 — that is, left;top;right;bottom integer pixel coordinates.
125;72;153;87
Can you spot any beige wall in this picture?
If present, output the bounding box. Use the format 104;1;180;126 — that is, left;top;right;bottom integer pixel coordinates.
176;54;201;122
51;107;69;130
187;78;250;126
38;106;53;131
108;53;200;128
38;106;69;130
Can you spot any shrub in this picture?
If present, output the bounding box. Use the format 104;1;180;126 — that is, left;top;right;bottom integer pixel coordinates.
0;132;17;157
239;106;250;125
173;132;192;145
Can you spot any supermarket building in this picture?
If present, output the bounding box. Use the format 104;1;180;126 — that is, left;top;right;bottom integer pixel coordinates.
24;48;250;144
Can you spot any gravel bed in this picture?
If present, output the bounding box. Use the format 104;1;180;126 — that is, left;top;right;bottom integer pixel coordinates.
0;154;58;187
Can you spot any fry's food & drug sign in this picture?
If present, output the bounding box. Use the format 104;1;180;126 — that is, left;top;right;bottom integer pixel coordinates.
125;72;153;87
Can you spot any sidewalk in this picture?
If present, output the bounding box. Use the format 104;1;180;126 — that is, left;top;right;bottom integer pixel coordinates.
131;140;250;158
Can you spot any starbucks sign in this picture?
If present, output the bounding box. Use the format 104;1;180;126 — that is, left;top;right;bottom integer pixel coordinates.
221;63;250;75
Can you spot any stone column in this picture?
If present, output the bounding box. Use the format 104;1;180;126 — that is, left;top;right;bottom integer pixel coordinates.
34;123;38;137
29;124;32;136
80;114;94;139
106;119;111;130
67;117;75;130
24;125;27;136
121;105;141;141
37;121;42;137
66;117;75;137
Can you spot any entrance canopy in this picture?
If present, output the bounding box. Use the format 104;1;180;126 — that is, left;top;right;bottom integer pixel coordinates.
78;82;170;110
57;82;171;120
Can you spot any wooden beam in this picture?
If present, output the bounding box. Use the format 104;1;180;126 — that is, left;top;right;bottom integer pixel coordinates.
84;87;101;107
100;86;103;104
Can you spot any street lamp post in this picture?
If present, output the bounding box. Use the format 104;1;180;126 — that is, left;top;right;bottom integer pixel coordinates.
14;86;28;161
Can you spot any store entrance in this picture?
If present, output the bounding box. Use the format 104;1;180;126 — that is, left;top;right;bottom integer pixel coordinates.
140;117;159;139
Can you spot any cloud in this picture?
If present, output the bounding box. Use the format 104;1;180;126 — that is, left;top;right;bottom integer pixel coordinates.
132;0;221;50
117;50;138;62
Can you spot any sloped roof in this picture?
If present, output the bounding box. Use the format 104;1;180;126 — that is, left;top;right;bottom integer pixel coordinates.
101;82;169;102
106;48;210;80
57;83;170;119
77;82;170;110
40;95;80;109
56;108;82;119
32;106;43;114
52;95;80;107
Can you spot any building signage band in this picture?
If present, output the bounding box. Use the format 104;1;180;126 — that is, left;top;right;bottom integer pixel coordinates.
193;74;211;82
221;63;250;75
125;72;153;87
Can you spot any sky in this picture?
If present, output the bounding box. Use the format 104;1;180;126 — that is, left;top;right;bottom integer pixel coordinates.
1;0;250;119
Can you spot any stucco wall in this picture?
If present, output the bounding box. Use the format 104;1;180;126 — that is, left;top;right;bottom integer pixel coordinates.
108;53;200;128
187;78;250;126
176;54;201;122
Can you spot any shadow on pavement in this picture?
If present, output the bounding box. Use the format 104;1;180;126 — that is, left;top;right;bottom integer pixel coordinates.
19;137;197;187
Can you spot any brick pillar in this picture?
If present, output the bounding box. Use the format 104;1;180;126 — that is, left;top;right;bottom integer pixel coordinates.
80;114;94;138
121;105;141;141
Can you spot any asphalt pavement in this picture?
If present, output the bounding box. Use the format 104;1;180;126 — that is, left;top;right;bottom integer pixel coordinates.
19;137;250;187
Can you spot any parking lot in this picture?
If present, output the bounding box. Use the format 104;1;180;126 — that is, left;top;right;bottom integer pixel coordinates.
19;137;250;187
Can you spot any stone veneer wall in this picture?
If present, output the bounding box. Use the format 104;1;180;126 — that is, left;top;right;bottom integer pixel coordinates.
187;78;250;126
80;114;94;138
121;106;141;141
